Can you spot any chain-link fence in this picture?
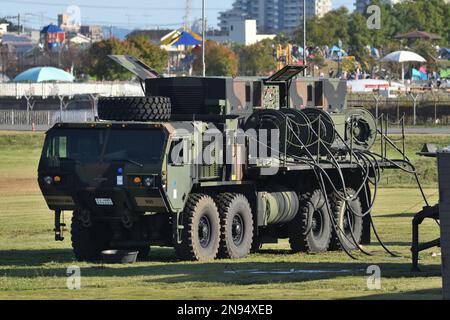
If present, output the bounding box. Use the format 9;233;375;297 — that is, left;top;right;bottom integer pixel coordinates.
348;92;450;125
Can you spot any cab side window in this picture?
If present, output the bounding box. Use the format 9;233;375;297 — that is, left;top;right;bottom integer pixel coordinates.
46;136;67;158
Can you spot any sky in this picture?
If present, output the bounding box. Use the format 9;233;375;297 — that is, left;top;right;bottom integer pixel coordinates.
0;0;354;30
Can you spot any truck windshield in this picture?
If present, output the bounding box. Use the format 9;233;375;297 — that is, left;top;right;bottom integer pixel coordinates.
42;128;166;164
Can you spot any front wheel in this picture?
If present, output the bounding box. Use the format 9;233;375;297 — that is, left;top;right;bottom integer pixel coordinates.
71;210;112;262
174;194;221;262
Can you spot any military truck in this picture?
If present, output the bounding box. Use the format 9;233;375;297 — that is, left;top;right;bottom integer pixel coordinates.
38;58;395;262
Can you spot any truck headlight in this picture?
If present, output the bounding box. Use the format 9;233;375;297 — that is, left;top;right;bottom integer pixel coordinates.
144;177;154;187
44;176;53;185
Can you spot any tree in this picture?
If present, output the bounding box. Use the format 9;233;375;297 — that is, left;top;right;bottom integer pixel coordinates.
127;35;169;73
235;39;276;76
85;36;168;81
295;7;350;48
348;12;371;59
394;0;444;36
193;41;239;76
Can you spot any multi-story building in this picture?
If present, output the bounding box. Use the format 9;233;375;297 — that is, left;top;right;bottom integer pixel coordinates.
219;0;332;34
79;25;103;43
58;14;80;33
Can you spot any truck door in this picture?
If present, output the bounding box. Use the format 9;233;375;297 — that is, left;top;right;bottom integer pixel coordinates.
165;135;192;212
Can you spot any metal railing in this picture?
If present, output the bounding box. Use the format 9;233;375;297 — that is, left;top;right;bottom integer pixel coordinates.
0;82;144;99
0;109;95;130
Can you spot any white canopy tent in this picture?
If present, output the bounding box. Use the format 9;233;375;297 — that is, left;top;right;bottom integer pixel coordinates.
380;51;426;82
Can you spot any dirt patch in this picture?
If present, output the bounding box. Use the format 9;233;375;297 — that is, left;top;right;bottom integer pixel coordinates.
0;178;40;195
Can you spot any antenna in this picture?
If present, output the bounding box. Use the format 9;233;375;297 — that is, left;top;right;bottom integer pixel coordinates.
184;0;192;30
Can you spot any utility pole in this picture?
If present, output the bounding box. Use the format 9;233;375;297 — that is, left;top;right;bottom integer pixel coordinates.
202;0;206;77
303;0;306;76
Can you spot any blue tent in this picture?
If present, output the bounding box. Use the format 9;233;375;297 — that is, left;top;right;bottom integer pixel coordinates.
329;46;347;59
371;47;380;59
13;67;74;83
172;31;202;46
412;68;427;81
40;24;64;34
439;48;450;60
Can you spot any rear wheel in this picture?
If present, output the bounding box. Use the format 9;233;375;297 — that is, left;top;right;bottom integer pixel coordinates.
174;194;221;261
217;193;254;259
71;210;112;262
98;96;171;121
289;189;332;253
329;189;363;251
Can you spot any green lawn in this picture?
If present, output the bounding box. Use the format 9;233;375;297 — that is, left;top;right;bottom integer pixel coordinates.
0;131;445;300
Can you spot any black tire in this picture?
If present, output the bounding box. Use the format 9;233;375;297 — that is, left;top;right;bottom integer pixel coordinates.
174;194;221;262
98;96;171;121
329;189;364;251
217;193;254;259
71;211;112;262
289;189;332;253
136;247;151;261
250;237;263;253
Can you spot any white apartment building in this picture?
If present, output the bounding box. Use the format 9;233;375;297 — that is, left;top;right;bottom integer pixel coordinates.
219;0;332;34
210;19;276;45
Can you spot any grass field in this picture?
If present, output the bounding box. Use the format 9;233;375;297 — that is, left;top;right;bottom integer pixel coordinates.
0;131;448;300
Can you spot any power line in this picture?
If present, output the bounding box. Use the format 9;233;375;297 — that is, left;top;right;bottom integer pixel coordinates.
1;0;227;12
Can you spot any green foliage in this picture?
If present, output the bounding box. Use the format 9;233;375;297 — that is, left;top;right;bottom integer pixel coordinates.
295;0;450;65
348;12;371;59
234;40;276;76
193;41;239;77
295;7;350;48
84;36;168;81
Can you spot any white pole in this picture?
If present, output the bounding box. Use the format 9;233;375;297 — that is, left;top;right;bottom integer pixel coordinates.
202;0;206;77
402;62;405;83
303;0;306;76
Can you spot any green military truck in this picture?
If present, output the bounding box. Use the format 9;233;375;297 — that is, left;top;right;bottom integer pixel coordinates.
38;60;394;262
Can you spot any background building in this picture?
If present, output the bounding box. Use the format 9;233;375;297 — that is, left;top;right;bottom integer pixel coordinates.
0;24;9;37
58;14;80;33
40;24;65;50
210;19;276;45
219;0;332;34
79;25;103;43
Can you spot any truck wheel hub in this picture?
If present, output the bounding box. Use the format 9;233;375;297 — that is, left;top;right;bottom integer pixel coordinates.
232;214;244;245
198;216;211;248
312;210;323;238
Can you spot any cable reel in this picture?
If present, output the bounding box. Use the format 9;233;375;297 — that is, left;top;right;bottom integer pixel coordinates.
344;108;377;151
279;108;311;157
244;109;288;155
302;108;336;156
